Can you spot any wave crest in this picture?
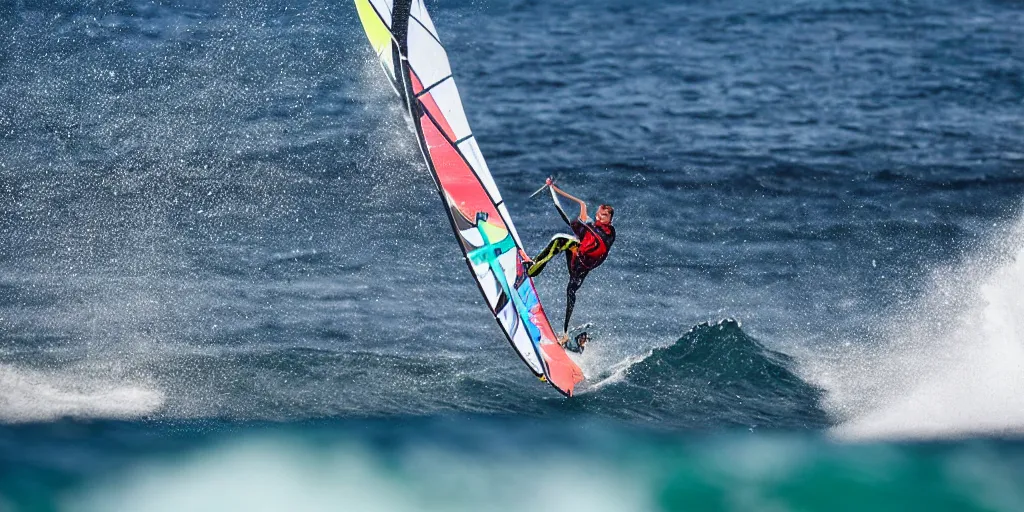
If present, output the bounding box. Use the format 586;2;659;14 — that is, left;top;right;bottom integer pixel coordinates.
579;320;828;430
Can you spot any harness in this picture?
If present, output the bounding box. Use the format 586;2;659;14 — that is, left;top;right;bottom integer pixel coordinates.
570;221;614;272
579;223;612;259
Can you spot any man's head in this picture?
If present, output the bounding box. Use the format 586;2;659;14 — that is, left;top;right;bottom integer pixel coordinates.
595;204;614;225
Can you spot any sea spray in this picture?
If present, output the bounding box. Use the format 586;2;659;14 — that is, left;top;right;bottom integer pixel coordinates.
809;214;1024;440
0;364;163;423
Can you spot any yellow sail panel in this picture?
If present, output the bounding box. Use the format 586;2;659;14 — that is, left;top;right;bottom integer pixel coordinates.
355;0;395;78
478;221;508;245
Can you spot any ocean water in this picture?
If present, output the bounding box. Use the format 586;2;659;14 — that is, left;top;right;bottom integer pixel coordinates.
1;0;1023;510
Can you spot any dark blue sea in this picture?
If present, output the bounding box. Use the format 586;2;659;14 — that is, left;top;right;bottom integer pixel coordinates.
2;0;1024;510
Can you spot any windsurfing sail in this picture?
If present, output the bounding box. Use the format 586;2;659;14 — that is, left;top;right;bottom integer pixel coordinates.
354;0;585;396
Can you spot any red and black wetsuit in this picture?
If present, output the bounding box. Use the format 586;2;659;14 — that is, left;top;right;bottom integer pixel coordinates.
527;200;616;332
568;218;616;274
562;218;615;332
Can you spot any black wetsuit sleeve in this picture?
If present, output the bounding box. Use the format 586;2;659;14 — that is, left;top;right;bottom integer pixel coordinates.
574;220;605;242
570;219;587;239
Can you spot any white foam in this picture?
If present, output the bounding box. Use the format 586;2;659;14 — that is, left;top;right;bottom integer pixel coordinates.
578;349;652;394
808;214;1024;440
66;437;651;512
0;364;164;423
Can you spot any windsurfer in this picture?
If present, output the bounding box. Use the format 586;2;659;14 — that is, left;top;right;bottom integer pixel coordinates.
524;178;615;342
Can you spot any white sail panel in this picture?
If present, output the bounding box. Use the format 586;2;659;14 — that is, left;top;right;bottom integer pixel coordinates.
407;22;452;90
409;0;439;40
497;250;517;294
459;226;485;247
471;260;501;308
424;80;472;141
497;203;526;249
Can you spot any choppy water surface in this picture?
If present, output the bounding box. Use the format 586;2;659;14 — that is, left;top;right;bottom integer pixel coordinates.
1;0;1023;509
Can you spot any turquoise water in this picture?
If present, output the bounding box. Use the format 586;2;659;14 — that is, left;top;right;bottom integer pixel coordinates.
5;419;1024;511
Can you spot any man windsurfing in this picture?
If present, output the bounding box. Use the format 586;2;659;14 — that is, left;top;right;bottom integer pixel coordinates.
524;178;615;352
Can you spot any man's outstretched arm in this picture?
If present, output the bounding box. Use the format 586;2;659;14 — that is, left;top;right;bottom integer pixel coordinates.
549;182;588;223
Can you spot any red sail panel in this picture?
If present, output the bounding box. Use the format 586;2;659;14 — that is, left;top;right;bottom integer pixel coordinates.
419;91;457;142
529;301;559;342
411;69;457;144
542;343;585;394
420;114;504;229
409;69;424;94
